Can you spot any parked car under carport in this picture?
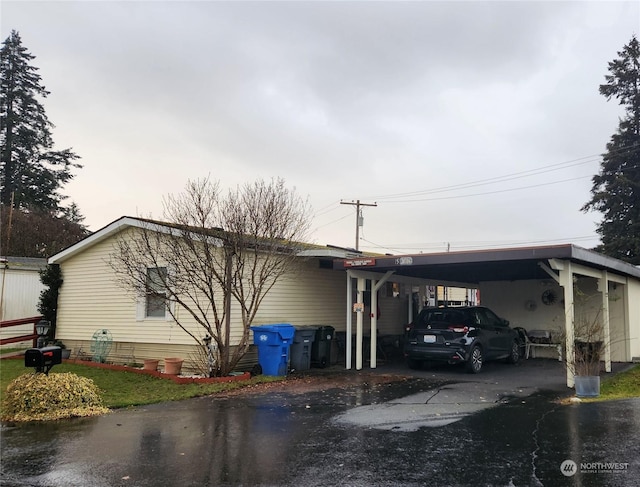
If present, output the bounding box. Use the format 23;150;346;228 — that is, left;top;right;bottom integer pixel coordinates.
403;306;523;373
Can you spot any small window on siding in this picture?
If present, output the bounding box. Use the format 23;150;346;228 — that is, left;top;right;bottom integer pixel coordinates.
145;267;168;318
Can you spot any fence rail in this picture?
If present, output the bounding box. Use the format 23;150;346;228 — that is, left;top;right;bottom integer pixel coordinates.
0;315;43;347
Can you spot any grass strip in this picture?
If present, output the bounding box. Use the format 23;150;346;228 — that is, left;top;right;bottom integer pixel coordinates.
0;358;281;410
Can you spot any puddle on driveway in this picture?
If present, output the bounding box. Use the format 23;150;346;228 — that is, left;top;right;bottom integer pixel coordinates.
333;381;537;431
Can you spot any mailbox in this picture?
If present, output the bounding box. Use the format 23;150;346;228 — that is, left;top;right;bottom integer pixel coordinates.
25;346;62;373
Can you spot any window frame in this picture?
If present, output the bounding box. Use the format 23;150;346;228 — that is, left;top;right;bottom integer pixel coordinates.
136;266;175;322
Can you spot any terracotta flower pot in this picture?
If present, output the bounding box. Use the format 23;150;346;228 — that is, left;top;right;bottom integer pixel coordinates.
143;359;160;371
164;357;184;375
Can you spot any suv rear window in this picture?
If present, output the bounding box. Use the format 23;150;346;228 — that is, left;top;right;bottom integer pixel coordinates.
416;309;466;325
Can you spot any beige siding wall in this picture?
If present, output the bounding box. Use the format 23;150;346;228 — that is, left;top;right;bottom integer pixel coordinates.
608;281;627;362
55;234;143;342
480;280;566;332
55;230;361;365
374;295;409;335
252;265;347;328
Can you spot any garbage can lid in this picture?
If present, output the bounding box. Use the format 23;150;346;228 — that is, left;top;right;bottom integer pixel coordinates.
251;324;295;340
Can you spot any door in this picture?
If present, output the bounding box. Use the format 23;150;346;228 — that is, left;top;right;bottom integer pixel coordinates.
476;308;511;358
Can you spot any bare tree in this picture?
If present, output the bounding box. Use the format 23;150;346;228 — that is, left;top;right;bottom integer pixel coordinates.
108;177;312;376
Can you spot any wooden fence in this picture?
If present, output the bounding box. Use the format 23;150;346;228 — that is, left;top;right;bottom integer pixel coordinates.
0;315;43;347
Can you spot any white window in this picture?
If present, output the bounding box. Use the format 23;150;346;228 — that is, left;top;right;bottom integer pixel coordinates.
136;266;173;321
146;267;167;317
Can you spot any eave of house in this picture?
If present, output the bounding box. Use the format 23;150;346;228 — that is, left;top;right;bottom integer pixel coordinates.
48;216;372;264
49;216;154;264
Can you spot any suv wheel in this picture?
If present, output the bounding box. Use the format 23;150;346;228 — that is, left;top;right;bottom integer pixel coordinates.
466;345;483;374
506;340;520;364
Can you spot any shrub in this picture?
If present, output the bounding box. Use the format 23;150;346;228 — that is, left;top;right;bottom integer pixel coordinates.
1;372;110;422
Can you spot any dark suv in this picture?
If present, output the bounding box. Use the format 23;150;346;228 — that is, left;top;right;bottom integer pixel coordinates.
403;306;522;373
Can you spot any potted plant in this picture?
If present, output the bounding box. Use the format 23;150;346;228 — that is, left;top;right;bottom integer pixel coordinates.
143;359;160;371
163;357;184;375
562;300;605;398
573;340;603;397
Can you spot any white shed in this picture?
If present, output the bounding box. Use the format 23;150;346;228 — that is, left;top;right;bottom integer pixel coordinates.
0;256;47;346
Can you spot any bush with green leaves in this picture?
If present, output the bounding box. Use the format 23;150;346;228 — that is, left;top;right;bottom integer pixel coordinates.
1;372;109;422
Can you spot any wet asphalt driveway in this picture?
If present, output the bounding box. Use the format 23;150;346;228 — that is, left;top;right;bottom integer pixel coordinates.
2;358;639;487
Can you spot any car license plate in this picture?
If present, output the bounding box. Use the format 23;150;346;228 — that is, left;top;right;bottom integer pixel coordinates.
423;335;436;343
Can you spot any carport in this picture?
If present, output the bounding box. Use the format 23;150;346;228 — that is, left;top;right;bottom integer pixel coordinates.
334;244;640;387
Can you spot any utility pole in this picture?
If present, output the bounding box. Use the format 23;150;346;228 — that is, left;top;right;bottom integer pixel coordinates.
340;200;377;251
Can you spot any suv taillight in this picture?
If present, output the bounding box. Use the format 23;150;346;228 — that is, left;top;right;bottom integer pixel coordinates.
448;325;469;333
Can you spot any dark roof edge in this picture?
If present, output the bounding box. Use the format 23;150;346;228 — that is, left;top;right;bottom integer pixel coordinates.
335;243;640;280
350;244;575;268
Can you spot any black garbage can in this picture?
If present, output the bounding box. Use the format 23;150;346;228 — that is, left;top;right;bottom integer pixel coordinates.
290;326;318;371
311;325;335;368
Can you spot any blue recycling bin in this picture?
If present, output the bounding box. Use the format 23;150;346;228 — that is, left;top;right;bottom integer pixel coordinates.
250;324;295;376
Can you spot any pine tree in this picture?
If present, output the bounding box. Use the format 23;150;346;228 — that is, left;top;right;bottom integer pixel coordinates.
583;35;640;264
37;263;63;339
0;30;82;212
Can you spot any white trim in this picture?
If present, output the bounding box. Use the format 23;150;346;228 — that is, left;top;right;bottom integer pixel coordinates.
356;277;365;370
297;249;363;258
601;270;612;372
346;271;353;370
559;261;576;388
48;216;224;265
49;216;139;264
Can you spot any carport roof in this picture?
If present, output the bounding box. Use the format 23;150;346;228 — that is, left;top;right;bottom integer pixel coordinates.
333;244;640;284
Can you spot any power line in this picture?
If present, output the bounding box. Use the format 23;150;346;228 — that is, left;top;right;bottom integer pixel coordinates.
312;148;639;244
311;211;353;232
312;147;640;221
365;146;639;202
313;200;343;217
381;175;591;203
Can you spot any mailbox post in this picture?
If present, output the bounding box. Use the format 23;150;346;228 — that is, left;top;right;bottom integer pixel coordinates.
25;346;62;374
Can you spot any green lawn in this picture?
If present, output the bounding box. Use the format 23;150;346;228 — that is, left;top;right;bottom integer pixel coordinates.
0;358;281;409
1;358;638;413
596;363;640;401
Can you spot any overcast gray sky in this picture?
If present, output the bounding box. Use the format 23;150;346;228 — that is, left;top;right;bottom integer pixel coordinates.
3;1;639;254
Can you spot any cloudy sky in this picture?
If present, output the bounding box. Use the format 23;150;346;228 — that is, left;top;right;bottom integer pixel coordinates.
3;1;639;254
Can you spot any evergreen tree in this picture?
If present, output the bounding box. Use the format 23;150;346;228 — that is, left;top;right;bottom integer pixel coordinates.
37;264;63;340
1;205;89;257
583;36;640;264
0;30;82;212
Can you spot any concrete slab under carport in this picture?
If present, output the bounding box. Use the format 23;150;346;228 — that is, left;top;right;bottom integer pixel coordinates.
333;244;640;387
331;357;635;431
